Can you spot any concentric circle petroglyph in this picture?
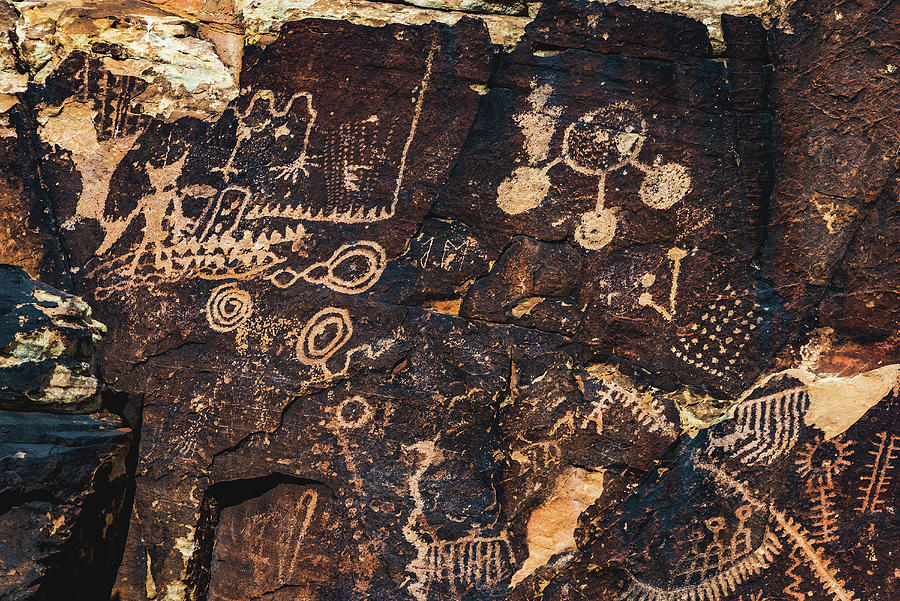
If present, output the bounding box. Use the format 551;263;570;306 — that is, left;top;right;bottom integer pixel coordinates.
205;283;253;332
296;307;353;366
300;241;387;294
336;395;375;428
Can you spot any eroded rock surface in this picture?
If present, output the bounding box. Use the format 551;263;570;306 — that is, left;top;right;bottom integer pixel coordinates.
0;0;897;600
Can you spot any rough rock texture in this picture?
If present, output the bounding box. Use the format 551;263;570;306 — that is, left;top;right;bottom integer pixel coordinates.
0;266;104;412
0;409;132;601
0;0;897;600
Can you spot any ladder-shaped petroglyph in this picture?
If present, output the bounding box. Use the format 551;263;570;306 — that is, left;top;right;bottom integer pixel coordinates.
695;457;859;601
671;285;771;379
403;439;515;601
509;440;561;474
795;437;852;544
856;431;899;514
706;386;810;466
620;528;782;601
497;85;691;250
581;374;673;436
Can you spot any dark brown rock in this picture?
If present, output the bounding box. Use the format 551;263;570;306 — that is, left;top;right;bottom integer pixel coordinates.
0;1;897;600
0;266;105;413
0;409;132;601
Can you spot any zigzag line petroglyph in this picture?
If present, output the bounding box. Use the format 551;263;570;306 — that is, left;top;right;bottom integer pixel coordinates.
856;431;898;514
784;549;806;601
620;529;782;601
695;457;858;601
214;90;317;181
707;387;809;466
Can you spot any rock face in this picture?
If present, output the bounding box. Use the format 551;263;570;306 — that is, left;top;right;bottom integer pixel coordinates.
0;409;132;601
0;266;104;412
0;0;897;601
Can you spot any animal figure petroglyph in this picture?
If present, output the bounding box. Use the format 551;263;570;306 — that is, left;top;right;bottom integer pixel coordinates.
86;36;441;340
795;436;852;544
496;87;691;251
403;439;515;601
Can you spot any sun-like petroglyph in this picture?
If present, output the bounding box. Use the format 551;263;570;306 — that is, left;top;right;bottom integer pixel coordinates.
403;439;516;601
334;395;375;429
299;241;387;294
205;283;254;332
706;385;810;466
856;430;899;514
497;92;691;250
671;285;771;379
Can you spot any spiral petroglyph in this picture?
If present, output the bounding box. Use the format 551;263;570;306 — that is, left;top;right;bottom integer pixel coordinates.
205;283;253;332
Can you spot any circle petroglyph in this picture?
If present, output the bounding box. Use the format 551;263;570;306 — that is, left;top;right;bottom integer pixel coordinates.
496;165;553;215
639;162;692;209
336;395;374;428
296;307;353;366
562;103;646;175
574;209;617;250
205;283;253;332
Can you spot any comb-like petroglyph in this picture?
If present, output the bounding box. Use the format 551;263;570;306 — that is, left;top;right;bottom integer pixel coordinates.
2;0;898;600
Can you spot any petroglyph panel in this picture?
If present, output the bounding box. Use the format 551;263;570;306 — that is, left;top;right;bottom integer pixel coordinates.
6;1;896;601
